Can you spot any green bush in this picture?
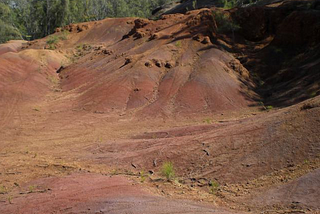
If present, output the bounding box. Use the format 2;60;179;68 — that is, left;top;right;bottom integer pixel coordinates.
209;180;219;194
46;35;59;49
46;31;69;49
161;161;175;180
175;40;182;48
223;0;237;9
140;170;147;183
59;30;69;40
0;185;7;194
266;105;273;110
46;35;59;45
0;20;22;44
212;10;240;34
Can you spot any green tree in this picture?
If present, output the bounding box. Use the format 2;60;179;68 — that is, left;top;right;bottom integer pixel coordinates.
0;2;22;43
0;0;176;43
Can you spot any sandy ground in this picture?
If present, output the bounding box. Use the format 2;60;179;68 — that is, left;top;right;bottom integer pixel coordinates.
0;2;319;213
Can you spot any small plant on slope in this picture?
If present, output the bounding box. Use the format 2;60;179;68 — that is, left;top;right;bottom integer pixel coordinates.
59;30;69;40
161;161;175;181
212;10;240;35
175;40;182;48
46;35;59;50
0;185;7;194
209;180;220;195
266;105;273;110
7;195;13;204
140;170;147;183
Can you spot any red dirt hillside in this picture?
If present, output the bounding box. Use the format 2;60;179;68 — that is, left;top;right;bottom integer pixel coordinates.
0;0;319;213
52;11;257;117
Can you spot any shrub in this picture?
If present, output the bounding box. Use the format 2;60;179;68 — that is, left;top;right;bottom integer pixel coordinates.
203;118;211;124
209;180;219;195
29;185;36;193
223;0;237;9
266;105;273;110
161;161;175;181
140;170;147;183
46;35;59;49
212;10;240;34
46;31;69;50
175;40;182;48
111;168;118;175
0;185;7;194
47;35;59;44
59;30;69;40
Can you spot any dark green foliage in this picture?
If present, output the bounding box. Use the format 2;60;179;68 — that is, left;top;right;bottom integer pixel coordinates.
0;20;22;43
0;2;22;43
0;0;175;44
212;10;240;33
222;0;237;9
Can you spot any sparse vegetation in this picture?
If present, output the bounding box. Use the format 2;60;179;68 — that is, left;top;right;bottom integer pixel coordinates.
46;35;59;50
203;118;212;124
33;107;40;112
161;161;175;181
140;170;147;183
223;0;237;9
175;40;182;48
258;102;274;111
76;43;85;50
208;180;219;195
46;31;69;49
111;168;119;175
0;185;8;194
212;10;240;34
7;195;13;204
29;185;36;193
266;105;273;110
59;30;69;40
48;75;59;85
310;91;317;98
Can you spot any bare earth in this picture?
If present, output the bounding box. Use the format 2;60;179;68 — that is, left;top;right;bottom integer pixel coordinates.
0;1;319;213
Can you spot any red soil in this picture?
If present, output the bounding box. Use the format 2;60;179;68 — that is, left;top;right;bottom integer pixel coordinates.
0;1;319;213
0;40;26;56
1;173;242;214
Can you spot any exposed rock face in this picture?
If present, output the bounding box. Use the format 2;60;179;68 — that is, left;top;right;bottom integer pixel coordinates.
230;0;320;106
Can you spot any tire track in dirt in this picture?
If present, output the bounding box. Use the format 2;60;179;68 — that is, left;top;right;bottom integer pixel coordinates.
0;58;36;129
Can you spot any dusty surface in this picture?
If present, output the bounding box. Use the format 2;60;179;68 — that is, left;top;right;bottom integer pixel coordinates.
0;40;26;56
250;168;320;210
1;173;242;214
0;0;319;213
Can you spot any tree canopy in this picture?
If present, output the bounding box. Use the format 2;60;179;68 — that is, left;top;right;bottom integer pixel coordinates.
0;0;174;43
